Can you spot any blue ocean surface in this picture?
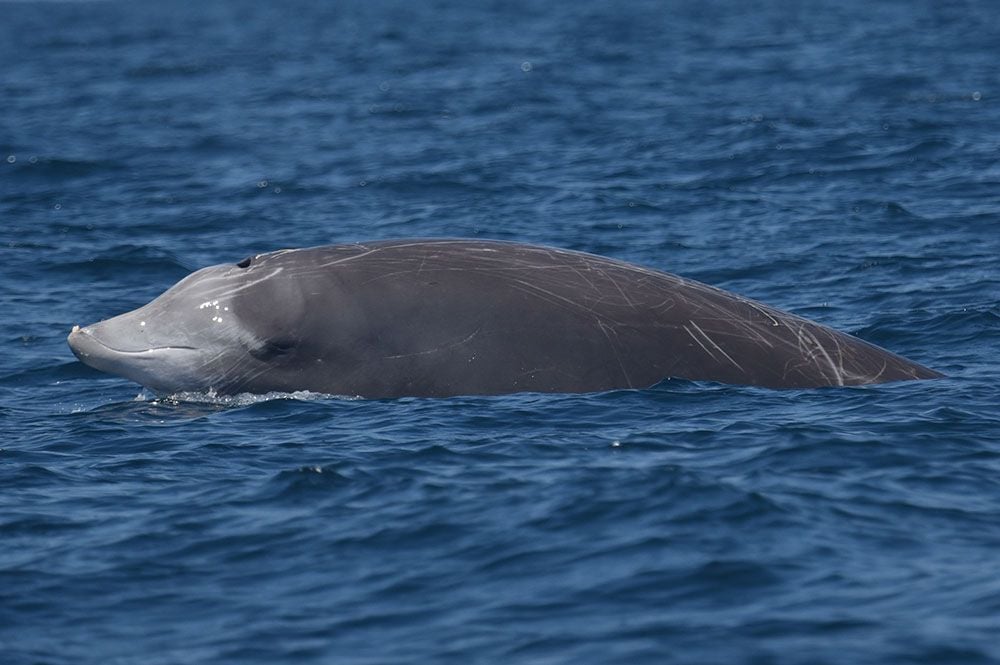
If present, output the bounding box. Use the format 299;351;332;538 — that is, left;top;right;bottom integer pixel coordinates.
2;1;999;663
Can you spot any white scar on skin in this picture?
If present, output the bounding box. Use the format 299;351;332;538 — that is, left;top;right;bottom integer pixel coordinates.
684;320;744;371
194;267;285;303
382;327;483;359
795;324;845;386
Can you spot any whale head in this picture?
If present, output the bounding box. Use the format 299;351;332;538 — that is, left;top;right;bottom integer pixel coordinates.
68;253;311;394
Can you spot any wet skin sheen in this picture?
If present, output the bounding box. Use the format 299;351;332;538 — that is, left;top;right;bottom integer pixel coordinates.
68;239;943;397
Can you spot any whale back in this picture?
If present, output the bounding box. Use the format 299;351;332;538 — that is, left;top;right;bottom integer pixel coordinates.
227;239;941;396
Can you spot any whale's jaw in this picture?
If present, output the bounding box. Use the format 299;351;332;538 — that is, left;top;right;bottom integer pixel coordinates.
68;324;205;393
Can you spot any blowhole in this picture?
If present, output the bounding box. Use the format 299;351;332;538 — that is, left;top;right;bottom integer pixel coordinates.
236;257;252;268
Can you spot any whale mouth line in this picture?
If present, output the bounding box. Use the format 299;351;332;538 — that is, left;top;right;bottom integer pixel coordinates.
101;344;198;356
69;329;198;356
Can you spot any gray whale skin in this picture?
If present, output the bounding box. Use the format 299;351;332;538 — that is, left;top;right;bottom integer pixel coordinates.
68;239;942;397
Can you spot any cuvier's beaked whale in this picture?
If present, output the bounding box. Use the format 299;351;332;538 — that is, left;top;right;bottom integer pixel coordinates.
67;239;942;397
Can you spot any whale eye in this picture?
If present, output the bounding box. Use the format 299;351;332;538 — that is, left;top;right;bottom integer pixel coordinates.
236;257;252;269
249;337;295;361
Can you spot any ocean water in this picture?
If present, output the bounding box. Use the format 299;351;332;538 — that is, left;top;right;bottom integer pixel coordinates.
2;0;999;663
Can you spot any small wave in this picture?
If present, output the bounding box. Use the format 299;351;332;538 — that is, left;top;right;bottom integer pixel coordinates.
62;387;356;420
0;361;95;388
160;389;361;407
262;465;355;499
125;61;217;79
55;245;191;281
2;155;125;181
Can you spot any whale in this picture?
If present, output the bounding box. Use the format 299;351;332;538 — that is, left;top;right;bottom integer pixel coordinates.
67;239;942;397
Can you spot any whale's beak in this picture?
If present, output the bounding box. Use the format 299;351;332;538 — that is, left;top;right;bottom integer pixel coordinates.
68;320;203;393
67;325;95;361
68;324;128;369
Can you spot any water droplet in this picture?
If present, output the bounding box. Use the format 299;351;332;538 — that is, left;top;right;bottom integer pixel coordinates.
54;203;62;210
6;155;15;163
521;61;532;72
378;81;390;92
972;91;981;101
257;179;268;188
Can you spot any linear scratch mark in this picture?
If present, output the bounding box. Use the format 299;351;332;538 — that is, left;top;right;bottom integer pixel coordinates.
687;320;744;371
741;298;782;327
383;327;482;360
795;325;844;386
317;248;383;268
195;268;285;301
597;319;633;388
683;323;718;360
